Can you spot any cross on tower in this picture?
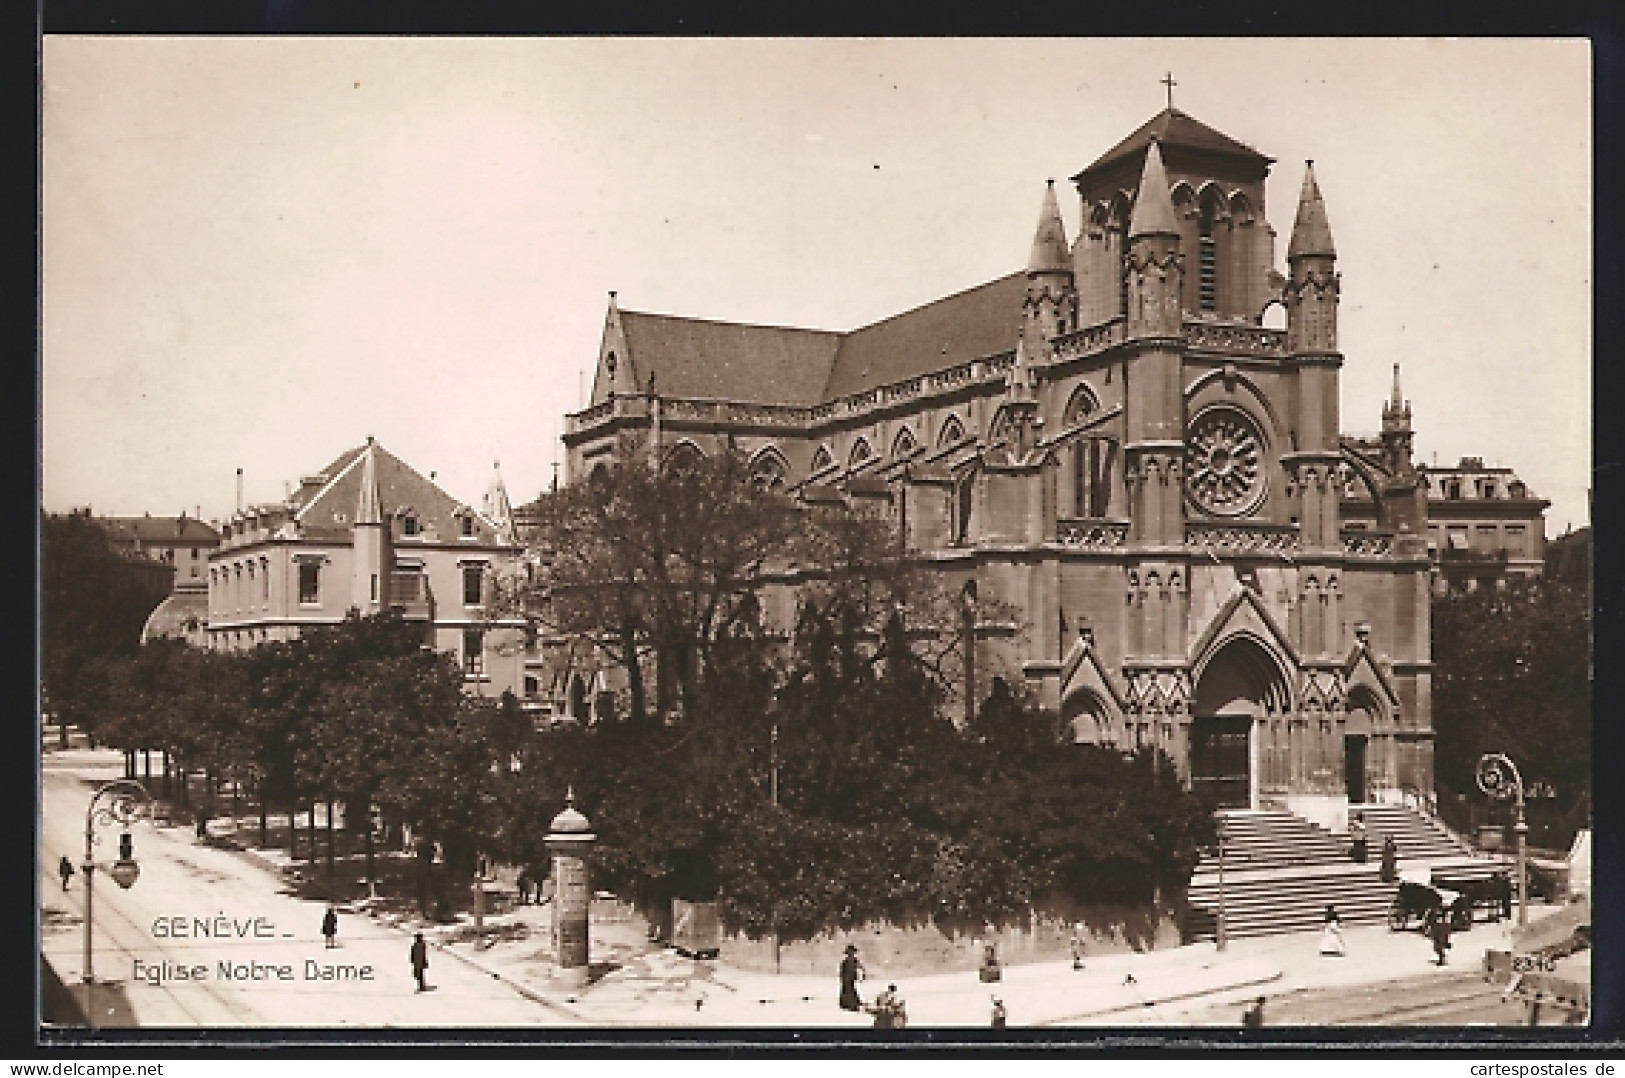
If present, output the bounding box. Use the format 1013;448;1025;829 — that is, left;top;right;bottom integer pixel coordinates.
1161;71;1177;109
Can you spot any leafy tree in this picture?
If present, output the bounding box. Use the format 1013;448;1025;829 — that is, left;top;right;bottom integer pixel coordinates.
42;511;170;739
1433;576;1590;839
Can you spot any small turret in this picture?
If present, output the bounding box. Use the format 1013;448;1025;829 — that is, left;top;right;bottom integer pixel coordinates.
1028;180;1072;275
1128;139;1180;239
1023;180;1077;349
482;460;517;545
1285;161;1339;354
1124;139;1183;339
1287;162;1336;260
1381;363;1414;476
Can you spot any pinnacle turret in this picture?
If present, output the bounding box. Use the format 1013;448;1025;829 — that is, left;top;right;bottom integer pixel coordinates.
1287;161;1336;260
1383;363;1411;430
1127;139;1179;239
1027;180;1071;274
483;460;516;544
355;437;382;526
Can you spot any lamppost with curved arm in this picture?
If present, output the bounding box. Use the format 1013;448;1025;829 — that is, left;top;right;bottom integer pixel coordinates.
81;779;152;1029
1476;753;1528;928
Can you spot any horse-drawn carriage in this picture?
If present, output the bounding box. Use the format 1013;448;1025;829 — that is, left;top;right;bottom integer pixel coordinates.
1388;868;1513;932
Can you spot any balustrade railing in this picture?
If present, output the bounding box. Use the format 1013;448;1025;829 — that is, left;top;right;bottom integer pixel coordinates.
1186;522;1302;554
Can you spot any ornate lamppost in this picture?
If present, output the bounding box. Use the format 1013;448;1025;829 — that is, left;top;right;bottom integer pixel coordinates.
1477;753;1529;927
81;780;152;1029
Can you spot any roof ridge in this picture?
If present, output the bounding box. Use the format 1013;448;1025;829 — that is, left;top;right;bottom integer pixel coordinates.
620;308;845;337
846;271;1024;335
293;445;369;523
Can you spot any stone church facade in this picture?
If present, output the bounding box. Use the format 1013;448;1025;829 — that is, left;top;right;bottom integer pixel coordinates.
561;107;1434;830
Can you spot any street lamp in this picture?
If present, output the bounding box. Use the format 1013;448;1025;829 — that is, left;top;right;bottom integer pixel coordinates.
1477;753;1529;928
81;779;152;1030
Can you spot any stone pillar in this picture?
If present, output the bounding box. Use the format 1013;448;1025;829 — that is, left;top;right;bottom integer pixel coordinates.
545;789;597;988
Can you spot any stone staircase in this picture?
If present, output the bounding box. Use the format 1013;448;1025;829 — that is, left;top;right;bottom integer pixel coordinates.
1183;806;1489;941
1349;803;1477;862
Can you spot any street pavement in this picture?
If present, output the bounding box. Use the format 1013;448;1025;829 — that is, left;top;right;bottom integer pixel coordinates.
41;749;572;1028
40;745;1580;1030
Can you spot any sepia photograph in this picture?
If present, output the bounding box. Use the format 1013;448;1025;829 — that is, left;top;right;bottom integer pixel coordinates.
39;36;1592;1037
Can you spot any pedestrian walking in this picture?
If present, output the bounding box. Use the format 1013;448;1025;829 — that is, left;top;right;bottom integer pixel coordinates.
1318;904;1345;957
57;855;74;891
516;868;531;905
1070;922;1086;971
1425;908;1452;966
838;943;866;1012
321;904;339;949
1379;835;1399;883
1349;811;1369;864
410;931;430;991
1242;995;1266;1028
990;996;1007;1028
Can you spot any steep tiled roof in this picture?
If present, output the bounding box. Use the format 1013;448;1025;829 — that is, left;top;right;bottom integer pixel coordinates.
1073;107;1271;183
1287;161;1337;260
292;441;508;544
99;515;220;544
822;272;1026;399
619;311;840;405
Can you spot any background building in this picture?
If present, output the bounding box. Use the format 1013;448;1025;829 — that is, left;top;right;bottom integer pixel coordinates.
203;438;526;697
562;106;1444;831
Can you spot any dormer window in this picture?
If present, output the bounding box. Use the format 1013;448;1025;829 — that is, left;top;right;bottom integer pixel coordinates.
459;513;475;539
402;514;419;537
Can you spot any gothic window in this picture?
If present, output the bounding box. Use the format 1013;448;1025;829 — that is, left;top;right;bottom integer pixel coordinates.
1186;407;1266;517
664;442;704;478
810;446;834;474
1063;383;1098;429
749;448;789;491
1072;437;1117;518
937;415;966;448
892;427;918;459
849;438;872;469
1198;201;1218;312
954;474;974;544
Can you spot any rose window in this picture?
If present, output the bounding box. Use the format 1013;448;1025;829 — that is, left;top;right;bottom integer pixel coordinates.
1187;409;1265;515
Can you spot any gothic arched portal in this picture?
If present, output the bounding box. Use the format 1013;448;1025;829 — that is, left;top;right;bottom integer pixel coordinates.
1190;635;1291;808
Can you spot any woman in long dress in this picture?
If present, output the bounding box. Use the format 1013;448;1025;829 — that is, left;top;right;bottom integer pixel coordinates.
1319;904;1345;957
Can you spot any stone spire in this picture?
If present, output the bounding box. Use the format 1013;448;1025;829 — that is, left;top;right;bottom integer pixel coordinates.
355;437;382;526
482;459;516;544
1383;363;1412;431
1128;138;1180;239
1027;180;1071;274
1287;161;1336;260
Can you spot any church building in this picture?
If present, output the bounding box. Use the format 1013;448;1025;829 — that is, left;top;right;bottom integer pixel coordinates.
561;106;1435;830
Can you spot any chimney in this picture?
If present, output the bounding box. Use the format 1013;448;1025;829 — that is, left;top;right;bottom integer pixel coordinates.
236;468;244;513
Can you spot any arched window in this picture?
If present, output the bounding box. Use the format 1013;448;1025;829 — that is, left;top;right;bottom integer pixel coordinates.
663;441;704;478
891;427;918;459
1198;200;1218;312
749;447;789;491
1072;438;1117;518
1063;384;1098;428
848;438;872;469
954;474;974;544
937;415;966;447
810;446;834;474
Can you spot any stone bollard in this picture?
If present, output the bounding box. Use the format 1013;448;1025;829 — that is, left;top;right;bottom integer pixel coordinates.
545;788;596;989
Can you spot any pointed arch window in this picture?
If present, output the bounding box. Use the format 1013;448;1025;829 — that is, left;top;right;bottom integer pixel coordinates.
849;438;872;469
937;415;966;448
1072;438;1117;518
750;448;789;491
663;442;705;479
1198;201;1218;312
892;427;918;460
810;446;834;474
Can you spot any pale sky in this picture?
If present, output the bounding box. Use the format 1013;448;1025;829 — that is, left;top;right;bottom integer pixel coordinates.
41;37;1592;534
